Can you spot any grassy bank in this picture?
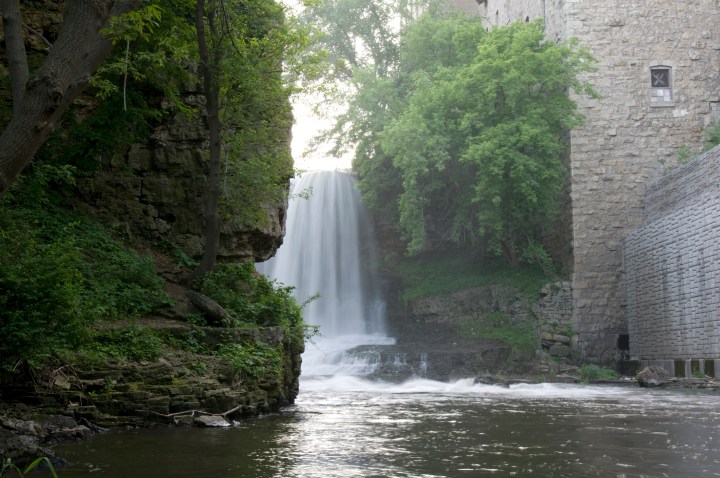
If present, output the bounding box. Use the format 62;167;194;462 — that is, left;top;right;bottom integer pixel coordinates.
398;249;551;302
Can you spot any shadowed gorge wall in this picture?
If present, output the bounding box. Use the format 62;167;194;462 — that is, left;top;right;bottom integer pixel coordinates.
76;88;291;263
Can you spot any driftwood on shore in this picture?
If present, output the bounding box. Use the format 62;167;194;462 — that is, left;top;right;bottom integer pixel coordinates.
140;404;243;427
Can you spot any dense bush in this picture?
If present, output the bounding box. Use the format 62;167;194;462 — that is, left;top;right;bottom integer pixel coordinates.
0;184;170;374
198;262;305;332
217;342;283;380
332;11;596;267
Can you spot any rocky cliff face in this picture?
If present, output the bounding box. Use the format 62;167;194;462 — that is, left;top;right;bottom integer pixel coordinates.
1;0;291;262
378;280;576;381
76;90;291;262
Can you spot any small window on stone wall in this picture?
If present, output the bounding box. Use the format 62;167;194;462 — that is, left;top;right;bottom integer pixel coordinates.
650;66;673;106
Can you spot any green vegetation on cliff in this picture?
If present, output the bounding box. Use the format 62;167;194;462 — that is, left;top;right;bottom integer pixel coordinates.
398;249;549;302
0;175;169;373
0;170;306;385
0;0;313;395
397;248;549;362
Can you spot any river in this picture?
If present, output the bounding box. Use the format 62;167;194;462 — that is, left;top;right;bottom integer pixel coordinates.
54;171;720;477
55;377;720;477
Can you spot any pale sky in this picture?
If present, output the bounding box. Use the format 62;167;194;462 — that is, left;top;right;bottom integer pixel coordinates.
290;96;353;172
282;0;353;172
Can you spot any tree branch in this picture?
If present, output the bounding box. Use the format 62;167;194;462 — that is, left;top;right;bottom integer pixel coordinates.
22;22;53;50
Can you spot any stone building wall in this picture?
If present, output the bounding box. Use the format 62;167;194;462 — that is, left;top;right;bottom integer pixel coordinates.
624;146;720;376
479;0;720;363
477;0;543;26
449;0;483;16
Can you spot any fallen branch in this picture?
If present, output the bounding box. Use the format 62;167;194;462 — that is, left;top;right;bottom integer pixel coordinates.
140;404;243;420
22;23;53;50
186;289;237;324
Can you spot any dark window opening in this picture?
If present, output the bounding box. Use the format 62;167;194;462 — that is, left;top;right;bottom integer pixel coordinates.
617;334;630;360
651;69;670;88
649;66;673;105
617;334;629;351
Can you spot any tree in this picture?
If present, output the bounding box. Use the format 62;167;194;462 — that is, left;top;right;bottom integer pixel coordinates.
0;0;139;196
186;0;301;282
184;0;223;283
332;11;597;266
300;0;424;160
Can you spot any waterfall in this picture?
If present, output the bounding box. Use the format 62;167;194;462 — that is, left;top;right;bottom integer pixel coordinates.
256;171;394;380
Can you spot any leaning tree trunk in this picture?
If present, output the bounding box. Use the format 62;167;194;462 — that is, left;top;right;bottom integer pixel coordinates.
184;0;222;285
0;0;138;196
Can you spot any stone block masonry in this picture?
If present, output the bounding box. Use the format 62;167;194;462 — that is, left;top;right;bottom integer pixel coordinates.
477;0;720;363
624;146;720;373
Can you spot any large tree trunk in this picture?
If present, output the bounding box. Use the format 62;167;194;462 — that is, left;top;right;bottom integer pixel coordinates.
184;0;222;284
0;0;138;196
1;0;29;108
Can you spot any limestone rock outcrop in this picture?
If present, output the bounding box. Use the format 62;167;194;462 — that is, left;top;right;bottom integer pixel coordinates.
76;91;291;262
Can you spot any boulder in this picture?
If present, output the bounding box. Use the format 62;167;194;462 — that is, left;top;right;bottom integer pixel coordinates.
636;365;670;388
194;415;231;428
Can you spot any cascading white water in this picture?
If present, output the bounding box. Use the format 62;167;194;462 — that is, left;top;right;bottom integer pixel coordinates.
256;171;394;379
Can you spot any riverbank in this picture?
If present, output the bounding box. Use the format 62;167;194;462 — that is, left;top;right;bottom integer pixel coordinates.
4;362;718;469
1;312;303;467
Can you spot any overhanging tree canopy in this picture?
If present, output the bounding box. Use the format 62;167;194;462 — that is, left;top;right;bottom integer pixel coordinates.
0;0;139;196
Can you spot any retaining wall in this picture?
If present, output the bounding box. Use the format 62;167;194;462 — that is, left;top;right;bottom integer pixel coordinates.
624;146;720;376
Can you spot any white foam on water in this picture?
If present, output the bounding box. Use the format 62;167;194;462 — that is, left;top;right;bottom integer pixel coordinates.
257;171;700;407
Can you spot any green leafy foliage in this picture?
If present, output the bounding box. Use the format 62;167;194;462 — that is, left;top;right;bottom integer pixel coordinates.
217;342;282;380
703;121;720;151
70;326;165;367
198;262;305;332
0;178;170;374
205;0;298;233
1;457;59;478
322;9;597;267
579;364;620;382
0;0;308;388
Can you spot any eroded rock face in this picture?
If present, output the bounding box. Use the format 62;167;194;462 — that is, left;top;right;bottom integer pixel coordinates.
380;281;579;378
77;93;291;262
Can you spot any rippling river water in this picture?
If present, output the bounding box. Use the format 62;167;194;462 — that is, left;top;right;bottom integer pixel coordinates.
56;377;720;478
55;172;720;476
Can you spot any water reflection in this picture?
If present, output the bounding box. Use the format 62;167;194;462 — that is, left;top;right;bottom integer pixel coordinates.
55;382;720;477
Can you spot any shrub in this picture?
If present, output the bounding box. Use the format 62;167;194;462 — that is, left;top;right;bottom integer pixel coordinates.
198;262;304;331
579;364;620;382
0;196;169;375
217;342;282;380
